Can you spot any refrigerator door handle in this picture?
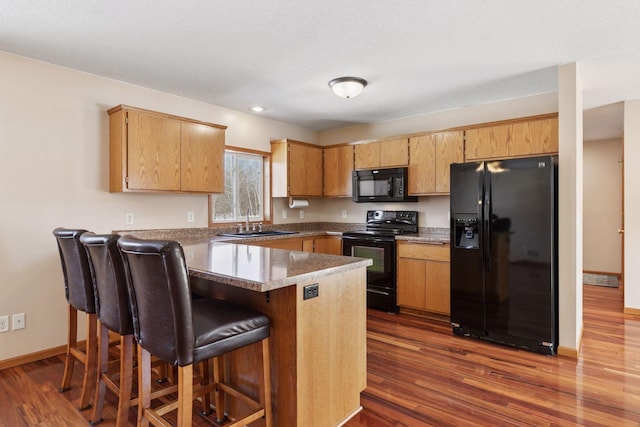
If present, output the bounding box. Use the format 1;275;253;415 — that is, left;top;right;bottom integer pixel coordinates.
477;165;486;270
484;167;492;272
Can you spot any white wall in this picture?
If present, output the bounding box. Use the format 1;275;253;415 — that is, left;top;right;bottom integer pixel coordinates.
583;139;623;274
0;52;317;361
558;63;583;354
624;100;640;311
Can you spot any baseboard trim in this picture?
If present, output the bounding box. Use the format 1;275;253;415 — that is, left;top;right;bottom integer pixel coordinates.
557;346;578;359
624;307;640;316
0;344;67;371
557;323;583;359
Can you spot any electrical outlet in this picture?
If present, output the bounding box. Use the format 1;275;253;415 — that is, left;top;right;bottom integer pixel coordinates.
282;210;287;219
303;283;319;300
125;212;134;225
299;210;304;219
341;210;347;219
12;313;25;330
0;315;8;333
187;211;195;223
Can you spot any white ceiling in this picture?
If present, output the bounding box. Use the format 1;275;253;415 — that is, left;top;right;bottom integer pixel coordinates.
2;0;639;140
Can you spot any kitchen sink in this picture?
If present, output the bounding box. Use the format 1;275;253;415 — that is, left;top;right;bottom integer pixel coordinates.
218;230;299;238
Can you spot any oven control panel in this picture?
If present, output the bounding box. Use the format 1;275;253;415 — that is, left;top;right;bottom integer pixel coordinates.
367;210;418;223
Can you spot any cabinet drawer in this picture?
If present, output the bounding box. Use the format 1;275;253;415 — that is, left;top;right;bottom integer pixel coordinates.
397;242;449;261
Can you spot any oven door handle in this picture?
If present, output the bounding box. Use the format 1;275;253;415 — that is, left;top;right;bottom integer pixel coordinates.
342;236;393;244
367;288;390;296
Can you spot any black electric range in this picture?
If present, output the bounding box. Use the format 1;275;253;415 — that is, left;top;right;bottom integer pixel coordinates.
342;210;418;312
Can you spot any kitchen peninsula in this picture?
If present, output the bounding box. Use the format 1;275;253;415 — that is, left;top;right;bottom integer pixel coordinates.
123;229;372;427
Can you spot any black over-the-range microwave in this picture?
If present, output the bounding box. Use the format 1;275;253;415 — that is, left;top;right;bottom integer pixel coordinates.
352;167;418;203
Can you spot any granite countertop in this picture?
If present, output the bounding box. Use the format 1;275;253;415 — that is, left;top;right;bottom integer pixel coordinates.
183;240;371;292
396;231;450;244
118;224;447;292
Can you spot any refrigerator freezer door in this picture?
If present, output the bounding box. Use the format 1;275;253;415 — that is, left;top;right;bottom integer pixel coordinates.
450;162;485;336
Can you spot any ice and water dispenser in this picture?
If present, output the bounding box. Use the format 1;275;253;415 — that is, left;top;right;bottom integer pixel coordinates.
454;214;479;249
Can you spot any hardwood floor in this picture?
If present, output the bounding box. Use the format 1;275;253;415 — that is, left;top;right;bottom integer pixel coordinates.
1;284;639;426
346;284;640;426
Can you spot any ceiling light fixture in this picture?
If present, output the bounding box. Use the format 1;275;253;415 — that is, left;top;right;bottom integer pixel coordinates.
328;76;368;98
248;106;266;113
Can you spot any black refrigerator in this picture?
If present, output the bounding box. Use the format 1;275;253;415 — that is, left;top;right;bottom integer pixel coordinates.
450;155;558;355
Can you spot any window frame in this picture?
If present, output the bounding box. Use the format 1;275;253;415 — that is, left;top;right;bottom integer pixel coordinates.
208;145;271;226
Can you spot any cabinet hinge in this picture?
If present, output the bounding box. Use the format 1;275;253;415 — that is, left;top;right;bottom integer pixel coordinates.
125;116;128;124
125;176;129;183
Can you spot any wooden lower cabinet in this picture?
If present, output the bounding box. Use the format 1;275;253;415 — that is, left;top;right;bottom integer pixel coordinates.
250;235;342;255
310;235;342;255
397;241;450;315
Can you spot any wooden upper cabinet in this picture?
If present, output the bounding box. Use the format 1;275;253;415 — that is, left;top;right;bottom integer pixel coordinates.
323;145;354;197
109;105;226;193
271;139;323;198
435;131;464;193
464;124;511;161
355;138;408;169
408;131;463;195
408;134;436;194
180;121;225;193
510;117;558;157
464;116;558;162
126;110;181;191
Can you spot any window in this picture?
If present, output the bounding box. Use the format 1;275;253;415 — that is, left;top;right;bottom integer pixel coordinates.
210;148;270;224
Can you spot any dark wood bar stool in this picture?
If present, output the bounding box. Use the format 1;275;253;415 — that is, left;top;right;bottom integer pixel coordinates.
118;236;272;427
52;227;98;411
80;232;135;426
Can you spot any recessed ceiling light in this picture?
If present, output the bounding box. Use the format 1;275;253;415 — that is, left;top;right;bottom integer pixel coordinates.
249;106;266;113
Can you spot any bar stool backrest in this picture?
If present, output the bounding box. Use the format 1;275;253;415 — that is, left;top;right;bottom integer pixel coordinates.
80;233;133;336
118;236;195;366
53;228;96;314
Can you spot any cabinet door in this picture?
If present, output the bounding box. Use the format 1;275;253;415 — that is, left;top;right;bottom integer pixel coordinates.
250;237;304;251
180;122;225;193
323;146;354;197
408;135;436;195
354;142;380;169
435;131;463;193
380;138;409;167
289;143;323;197
313;236;342;255
397;257;427;310
511;118;558;157
425;260;450;315
464;124;511;161
127;110;181;191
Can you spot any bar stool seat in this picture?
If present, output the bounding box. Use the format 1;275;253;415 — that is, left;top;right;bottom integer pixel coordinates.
118;235;272;426
52;227;98;411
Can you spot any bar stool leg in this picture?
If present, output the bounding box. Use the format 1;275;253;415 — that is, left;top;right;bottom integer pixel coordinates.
177;364;194;426
137;345;151;427
78;313;98;410
261;338;273;427
59;305;77;393
89;322;110;424
213;356;225;423
116;335;134;427
200;359;213;415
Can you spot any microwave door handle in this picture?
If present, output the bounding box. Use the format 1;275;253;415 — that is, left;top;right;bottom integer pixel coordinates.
388;177;393;197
